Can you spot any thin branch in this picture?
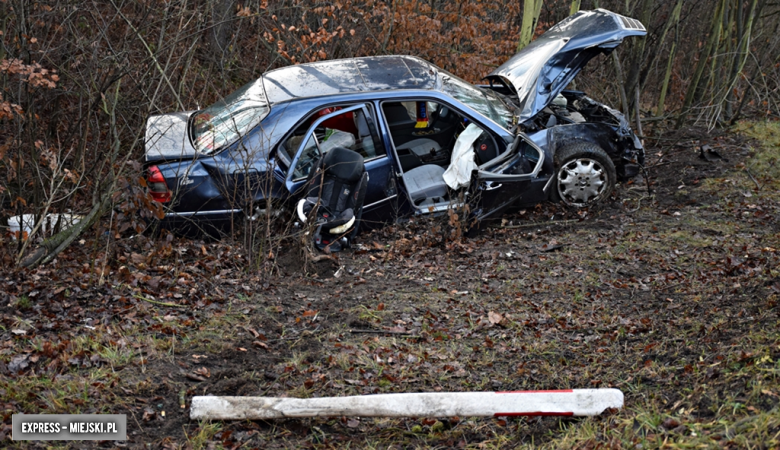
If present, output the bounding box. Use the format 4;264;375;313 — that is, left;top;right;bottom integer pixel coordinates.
107;0;185;110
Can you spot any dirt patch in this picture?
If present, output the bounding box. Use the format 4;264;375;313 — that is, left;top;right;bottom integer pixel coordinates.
0;125;778;448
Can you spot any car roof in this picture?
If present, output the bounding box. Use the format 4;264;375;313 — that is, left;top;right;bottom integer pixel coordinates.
262;55;440;104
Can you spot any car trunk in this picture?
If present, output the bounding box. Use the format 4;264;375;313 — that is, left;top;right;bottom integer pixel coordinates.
144;111;198;163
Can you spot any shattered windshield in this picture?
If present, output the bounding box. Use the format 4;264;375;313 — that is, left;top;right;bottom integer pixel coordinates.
439;70;515;130
191;79;269;153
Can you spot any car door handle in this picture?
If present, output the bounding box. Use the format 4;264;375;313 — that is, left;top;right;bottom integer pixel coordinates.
484;182;502;191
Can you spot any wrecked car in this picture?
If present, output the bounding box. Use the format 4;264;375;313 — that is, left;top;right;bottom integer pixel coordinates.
144;9;646;239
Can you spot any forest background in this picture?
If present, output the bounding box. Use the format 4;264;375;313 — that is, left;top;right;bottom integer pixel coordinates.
0;1;779;448
0;0;777;260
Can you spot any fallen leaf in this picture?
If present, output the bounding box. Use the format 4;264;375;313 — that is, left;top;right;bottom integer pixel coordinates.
142;408;156;421
185;373;206;382
9;355;29;372
540;243;564;252
662;418;680;429
245;327;260;338
130;253;147;265
488;311;504;325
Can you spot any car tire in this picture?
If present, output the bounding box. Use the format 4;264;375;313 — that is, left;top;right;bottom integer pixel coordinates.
552;143;616;207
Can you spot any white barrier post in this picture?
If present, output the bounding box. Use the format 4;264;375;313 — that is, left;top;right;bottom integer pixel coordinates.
190;389;623;420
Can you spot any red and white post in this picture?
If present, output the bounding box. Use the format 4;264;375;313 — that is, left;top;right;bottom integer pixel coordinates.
190;389;624;420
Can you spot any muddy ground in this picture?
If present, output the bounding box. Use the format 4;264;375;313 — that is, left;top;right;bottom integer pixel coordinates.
1;125;778;449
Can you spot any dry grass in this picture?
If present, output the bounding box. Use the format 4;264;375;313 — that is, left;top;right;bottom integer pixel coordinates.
1;123;778;448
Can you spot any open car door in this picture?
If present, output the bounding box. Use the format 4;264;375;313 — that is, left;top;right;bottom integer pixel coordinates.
470;132;547;221
285;103;395;221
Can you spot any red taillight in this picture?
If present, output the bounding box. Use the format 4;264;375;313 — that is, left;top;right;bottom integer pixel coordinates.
147;166;171;203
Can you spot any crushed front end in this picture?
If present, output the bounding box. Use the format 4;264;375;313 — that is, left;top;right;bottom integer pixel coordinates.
522;90;644;180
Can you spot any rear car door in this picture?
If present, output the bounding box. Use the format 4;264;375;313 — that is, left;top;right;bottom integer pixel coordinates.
283;103;396;226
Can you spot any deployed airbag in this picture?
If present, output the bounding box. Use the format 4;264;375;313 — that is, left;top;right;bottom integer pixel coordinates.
443;124;482;189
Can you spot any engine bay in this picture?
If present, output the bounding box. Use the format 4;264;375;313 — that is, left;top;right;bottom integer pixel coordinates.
522;90;623;133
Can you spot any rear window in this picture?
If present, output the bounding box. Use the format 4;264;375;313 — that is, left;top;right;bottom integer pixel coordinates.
191;79;269;153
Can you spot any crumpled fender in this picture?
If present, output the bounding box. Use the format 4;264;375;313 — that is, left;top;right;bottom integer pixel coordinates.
548;123;625;160
547;121;644;178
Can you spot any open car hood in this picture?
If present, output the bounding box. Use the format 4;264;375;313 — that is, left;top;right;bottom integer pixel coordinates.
485;9;646;121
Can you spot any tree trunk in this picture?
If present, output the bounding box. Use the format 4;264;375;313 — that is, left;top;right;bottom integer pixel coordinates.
570;0;581;15
703;0;729;108
20;190;111;268
612;51;630;118
654;0;684;116
640;0;684;96
210;0;236;67
722;0;737;119
624;0;653;120
723;0;764;121
656;40;677;116
517;0;543;51
675;0;727;128
728;63;761;125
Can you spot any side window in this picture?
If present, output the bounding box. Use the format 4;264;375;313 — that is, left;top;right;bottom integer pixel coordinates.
352;107;386;159
381;99;501;173
286;104;385;181
400;101;439;121
291;134;319;180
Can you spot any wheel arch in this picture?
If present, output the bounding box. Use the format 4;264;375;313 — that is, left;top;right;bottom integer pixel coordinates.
547;123;623;166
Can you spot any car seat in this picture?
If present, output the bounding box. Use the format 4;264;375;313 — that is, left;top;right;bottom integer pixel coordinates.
402;165;447;206
353;109;377;158
383;102;416;130
296;146;369;252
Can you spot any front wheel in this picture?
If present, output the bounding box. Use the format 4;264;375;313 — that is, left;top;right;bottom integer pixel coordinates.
553;143;616;207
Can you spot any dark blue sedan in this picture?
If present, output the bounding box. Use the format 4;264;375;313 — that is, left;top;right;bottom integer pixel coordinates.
144;9;645;235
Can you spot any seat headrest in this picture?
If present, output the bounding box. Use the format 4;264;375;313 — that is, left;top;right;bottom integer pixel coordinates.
383;103;413;125
354;109;371;138
322;147;365;182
